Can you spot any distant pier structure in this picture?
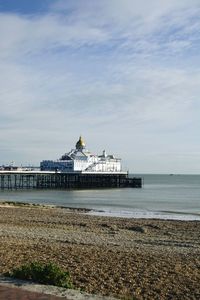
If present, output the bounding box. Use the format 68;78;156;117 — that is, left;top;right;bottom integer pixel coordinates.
40;136;123;173
0;137;142;189
0;171;142;190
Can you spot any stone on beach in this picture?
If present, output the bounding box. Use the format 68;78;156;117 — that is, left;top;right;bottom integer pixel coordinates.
0;203;199;299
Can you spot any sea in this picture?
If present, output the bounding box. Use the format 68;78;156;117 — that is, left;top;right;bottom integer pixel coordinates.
0;174;200;221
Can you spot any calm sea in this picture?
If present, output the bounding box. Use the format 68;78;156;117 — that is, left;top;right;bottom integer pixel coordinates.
0;174;200;220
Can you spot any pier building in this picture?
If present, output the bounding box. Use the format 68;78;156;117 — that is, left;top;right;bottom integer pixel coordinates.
40;136;122;173
0;137;142;189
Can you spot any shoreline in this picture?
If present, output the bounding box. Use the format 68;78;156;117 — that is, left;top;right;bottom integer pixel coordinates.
88;208;200;221
1;200;200;222
0;201;199;299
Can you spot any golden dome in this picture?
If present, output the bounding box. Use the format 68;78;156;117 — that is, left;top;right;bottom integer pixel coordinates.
76;136;86;149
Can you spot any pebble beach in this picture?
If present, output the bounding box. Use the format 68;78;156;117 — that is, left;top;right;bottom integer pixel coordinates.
0;202;199;299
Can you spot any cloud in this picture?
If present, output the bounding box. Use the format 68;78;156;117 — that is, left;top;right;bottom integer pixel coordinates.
50;0;200;38
0;1;200;61
0;0;200;172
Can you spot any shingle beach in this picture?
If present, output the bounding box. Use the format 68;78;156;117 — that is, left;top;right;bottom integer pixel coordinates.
0;202;199;299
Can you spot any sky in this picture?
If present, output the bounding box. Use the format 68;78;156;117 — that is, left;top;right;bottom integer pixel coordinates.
0;0;200;173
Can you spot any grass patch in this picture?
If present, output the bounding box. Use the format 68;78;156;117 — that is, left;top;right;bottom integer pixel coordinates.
5;262;73;289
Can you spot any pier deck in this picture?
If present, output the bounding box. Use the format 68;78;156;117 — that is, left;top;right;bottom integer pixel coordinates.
0;171;142;190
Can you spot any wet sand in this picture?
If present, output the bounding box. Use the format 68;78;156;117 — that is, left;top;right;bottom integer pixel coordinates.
0;202;199;299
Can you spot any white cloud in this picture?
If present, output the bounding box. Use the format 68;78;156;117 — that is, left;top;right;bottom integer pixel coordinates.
0;0;200;172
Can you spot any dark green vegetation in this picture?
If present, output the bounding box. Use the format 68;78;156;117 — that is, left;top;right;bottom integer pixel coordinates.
5;262;73;288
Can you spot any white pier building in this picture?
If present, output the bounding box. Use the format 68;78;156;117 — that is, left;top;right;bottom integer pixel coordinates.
40;136;122;173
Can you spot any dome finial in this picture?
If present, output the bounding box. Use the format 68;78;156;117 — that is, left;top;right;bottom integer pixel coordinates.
76;136;86;150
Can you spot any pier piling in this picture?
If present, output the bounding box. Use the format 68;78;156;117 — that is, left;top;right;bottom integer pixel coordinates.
0;172;142;190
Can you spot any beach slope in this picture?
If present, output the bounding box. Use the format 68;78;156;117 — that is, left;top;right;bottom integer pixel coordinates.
0;203;199;299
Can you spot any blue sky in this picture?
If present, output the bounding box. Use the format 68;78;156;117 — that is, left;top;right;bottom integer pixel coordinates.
0;0;200;173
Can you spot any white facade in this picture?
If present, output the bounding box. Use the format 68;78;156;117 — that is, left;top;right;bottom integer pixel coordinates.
40;137;122;173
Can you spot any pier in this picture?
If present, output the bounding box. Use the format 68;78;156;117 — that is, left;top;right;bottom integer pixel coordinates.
0;171;142;190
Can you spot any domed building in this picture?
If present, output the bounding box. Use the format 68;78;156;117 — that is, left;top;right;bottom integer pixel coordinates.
40;136;122;173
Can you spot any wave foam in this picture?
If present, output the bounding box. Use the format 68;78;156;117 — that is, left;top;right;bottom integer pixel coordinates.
88;209;200;221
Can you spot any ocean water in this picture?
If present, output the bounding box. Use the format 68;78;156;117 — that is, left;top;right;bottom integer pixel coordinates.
0;174;200;220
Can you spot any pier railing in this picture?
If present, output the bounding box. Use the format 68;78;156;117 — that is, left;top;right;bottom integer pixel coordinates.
0;171;142;190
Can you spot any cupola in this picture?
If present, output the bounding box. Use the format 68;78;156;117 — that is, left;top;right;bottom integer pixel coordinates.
76;136;86;150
